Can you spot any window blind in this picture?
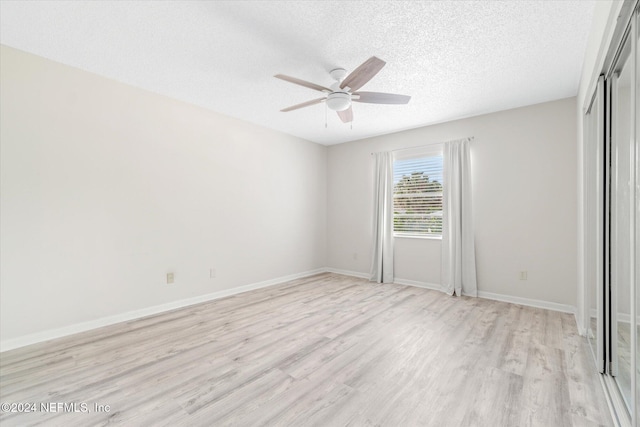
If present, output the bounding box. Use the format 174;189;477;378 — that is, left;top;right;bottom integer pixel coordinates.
393;154;443;236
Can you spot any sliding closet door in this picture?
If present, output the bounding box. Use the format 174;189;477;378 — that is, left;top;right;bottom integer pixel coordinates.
610;25;634;412
587;4;639;425
635;9;640;425
586;77;606;373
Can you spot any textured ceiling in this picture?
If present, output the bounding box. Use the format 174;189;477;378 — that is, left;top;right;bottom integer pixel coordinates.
0;1;595;145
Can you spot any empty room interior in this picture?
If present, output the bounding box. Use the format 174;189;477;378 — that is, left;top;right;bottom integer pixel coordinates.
1;1;639;426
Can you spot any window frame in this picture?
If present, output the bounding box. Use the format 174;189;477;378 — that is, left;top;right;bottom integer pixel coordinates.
392;144;444;240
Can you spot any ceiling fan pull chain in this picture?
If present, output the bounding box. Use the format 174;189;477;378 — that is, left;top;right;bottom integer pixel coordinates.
325;102;328;128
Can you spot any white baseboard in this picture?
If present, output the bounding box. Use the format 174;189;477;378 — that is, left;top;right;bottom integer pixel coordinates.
0;268;326;353
325;269;577;315
395;282;576;314
393;278;442;291
323;269;442;293
477;291;576;314
324;267;370;280
575;314;587;336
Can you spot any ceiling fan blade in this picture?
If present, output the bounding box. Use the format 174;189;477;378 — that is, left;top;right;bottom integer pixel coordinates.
340;56;386;91
275;74;332;92
337;106;353;123
353;91;411;104
280;97;326;112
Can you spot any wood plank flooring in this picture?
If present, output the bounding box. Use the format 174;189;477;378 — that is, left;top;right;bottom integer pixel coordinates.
0;273;612;426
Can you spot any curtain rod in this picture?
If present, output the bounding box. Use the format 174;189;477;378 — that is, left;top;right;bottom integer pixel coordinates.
370;136;474;155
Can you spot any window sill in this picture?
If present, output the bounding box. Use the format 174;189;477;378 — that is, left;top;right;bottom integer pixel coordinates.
394;234;442;240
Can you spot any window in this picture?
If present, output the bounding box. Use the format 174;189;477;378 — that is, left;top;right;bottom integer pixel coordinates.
393;149;443;237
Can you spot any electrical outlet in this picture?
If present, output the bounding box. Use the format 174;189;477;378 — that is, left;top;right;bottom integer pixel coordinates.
210;268;216;278
167;272;175;284
519;271;528;281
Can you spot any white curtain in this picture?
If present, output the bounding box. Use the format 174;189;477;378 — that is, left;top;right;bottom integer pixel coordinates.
441;138;477;296
370;152;394;283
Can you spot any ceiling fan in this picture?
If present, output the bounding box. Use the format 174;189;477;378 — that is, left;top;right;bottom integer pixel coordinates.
275;56;411;123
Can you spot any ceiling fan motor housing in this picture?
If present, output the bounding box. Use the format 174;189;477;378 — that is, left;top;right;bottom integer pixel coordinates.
326;92;351;111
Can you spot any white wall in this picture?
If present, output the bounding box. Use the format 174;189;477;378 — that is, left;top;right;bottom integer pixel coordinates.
0;45;327;343
327;97;578;306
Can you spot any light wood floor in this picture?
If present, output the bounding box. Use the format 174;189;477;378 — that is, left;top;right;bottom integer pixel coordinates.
0;273;612;426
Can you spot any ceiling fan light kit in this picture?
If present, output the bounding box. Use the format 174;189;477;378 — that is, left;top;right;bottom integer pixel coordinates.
275;56;410;123
326;92;351;111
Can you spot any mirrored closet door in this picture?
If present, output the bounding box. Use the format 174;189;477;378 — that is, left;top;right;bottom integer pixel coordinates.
585;75;605;374
585;3;638;425
610;20;634;411
635;7;640;423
